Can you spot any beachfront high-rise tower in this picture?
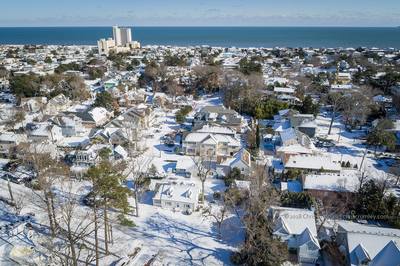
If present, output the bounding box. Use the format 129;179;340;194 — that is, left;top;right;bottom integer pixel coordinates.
98;26;140;55
113;26;132;46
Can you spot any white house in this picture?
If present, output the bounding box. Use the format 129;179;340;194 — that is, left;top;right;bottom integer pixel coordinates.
284;154;342;173
269;206;320;265
336;221;400;266
217;148;252;177
45;94;72;115
303;172;360;194
183;132;241;162
27;123;63;143
153;182;200;212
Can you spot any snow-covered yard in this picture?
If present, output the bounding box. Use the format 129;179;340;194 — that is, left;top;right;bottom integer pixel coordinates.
0;95;245;265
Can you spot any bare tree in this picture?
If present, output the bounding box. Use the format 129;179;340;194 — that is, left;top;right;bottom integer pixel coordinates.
325;92;346;135
202;205;227;238
192;65;222;93
166;78;184;102
53;178;97;266
191;155;213;204
341;90;372;130
19;142;66;237
232;171;287;265
121;157;150;217
6;109;25;132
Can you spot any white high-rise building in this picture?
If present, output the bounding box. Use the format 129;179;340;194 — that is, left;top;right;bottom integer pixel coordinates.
98;26;140;55
113;26;122;46
120;27;132;46
113;26;132;46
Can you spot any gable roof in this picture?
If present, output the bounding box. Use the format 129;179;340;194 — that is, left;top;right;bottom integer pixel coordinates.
220;148;251;168
285;154;341;172
338;221;400;264
352;244;371;265
297;227;320;249
270;206;317;237
370;240;400;266
304;172;360;193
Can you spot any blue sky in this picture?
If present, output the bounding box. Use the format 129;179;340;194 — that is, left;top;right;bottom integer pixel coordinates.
1;0;399;27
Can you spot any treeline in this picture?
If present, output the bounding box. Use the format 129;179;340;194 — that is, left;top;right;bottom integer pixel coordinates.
9;73;89;101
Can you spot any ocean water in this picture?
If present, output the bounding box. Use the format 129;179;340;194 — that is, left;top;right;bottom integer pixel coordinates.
0;27;399;48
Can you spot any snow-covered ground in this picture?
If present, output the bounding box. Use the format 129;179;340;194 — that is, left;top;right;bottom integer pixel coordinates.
0;95;244;265
316;115;393;183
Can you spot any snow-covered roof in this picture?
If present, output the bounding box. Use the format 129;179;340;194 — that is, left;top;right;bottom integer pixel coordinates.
276;144;314;155
184;132;240;147
154;182;200;205
280;128;297;143
88;107;109;124
270;206;317;237
297;227;320;249
370;241;400;266
0;133;25;143
285;154;342;172
274;87;295;94
304;172;360;193
196;125;235;136
273;120;291;132
114;145;128;159
220;148;251;168
175;157;196;171
338;221;400;265
234;180;251;190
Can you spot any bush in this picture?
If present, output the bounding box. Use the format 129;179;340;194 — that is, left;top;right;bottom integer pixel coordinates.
281;192;315;209
117;214;136;227
230;252;245;265
55;62;81;74
213;192;222;200
10;74;41;98
175;105;192;124
93;91;115;111
224;167;243;187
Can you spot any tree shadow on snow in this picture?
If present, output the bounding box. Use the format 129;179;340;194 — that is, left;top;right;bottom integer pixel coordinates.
126;212;234;265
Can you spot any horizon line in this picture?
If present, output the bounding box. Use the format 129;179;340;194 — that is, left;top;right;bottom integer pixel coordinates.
0;25;399;28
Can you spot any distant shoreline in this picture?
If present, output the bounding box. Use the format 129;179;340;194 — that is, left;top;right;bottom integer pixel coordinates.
0;27;399;48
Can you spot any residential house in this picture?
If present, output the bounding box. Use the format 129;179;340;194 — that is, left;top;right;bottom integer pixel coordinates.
270;206;320;265
74;144;108;167
51;114;85;137
284;154;342;174
26;122;63;143
336;221;400;266
106;106;154;130
0;133;26;155
193;106;244;132
75;107;112;128
103;107;154;151
20;97;47;113
276;128;317;162
153;182;200;212
272;109;317;138
183;132;241;163
303;171;360;203
232;180;251;191
45;94;72;115
336;72;352;84
217;148;252;177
